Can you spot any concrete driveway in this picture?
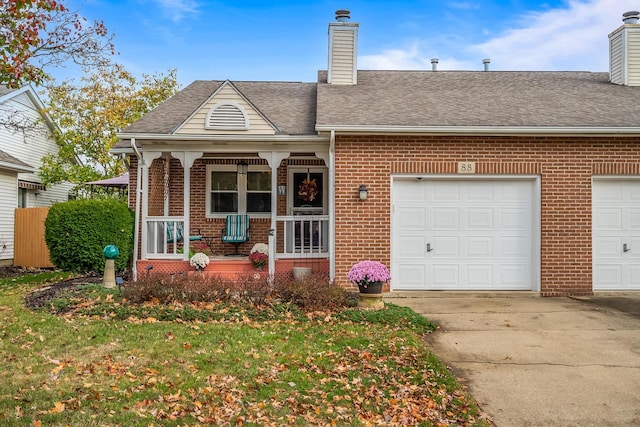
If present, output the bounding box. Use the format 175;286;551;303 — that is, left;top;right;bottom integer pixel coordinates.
386;293;640;426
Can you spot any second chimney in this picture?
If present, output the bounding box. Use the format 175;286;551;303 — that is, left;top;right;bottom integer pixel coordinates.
328;10;359;85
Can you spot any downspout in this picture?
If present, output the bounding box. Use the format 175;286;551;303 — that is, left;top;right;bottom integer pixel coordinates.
329;130;336;280
131;138;142;281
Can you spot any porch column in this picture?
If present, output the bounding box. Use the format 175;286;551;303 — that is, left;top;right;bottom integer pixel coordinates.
259;151;290;275
141;151;162;259
172;151;203;261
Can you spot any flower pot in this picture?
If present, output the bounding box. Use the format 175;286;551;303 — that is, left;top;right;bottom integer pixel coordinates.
358;281;383;294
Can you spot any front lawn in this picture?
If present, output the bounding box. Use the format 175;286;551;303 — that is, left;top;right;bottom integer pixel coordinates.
0;272;491;426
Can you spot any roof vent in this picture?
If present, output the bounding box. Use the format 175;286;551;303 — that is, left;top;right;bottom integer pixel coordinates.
205;103;248;130
335;9;350;22
622;11;640;24
483;58;491;71
431;58;439;71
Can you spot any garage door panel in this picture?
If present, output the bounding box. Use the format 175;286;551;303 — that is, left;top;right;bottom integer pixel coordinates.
396;181;426;202
397;207;426;230
594;265;622;288
594;237;621;257
431;237;459;257
393;179;535;291
466;264;493;287
501;236;530;258
396;264;426;289
432;265;459;287
432;208;460;229
431;182;460;201
501;265;530;287
501;209;529;230
466;183;493;201
629;185;640;201
466;208;493;229
467;237;493;257
594;182;622;201
594;209;622;229
396;236;425;258
500;182;531;202
630;209;640;229
629;266;640;289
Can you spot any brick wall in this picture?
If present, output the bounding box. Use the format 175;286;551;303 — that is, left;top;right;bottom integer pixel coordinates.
334;135;640;296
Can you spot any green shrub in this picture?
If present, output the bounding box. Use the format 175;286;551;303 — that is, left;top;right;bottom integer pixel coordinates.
44;199;134;273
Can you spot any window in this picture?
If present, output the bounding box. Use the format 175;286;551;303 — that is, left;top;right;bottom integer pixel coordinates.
18;188;27;208
207;165;271;217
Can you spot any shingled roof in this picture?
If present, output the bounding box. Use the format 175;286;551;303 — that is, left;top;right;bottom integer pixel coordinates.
316;70;640;128
122;80;317;135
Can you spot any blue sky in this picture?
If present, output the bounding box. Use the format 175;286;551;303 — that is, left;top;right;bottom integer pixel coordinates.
61;0;639;86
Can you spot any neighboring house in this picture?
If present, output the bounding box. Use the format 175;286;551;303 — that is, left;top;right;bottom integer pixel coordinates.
0;86;72;266
114;10;640;296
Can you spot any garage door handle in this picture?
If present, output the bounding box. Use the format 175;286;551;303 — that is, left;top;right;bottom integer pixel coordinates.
426;243;433;252
624;243;631;252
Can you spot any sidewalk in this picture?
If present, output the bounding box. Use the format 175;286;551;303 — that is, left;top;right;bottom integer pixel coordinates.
386;293;640;426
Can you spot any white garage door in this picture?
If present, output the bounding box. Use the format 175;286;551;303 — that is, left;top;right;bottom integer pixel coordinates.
593;179;640;290
392;179;535;290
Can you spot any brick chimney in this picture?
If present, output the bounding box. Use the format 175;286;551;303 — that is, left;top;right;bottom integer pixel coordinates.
328;9;358;85
609;11;640;86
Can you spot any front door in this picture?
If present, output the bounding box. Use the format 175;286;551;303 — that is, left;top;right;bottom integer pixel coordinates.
287;167;328;252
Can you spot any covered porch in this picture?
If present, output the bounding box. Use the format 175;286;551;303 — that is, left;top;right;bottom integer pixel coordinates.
130;142;335;280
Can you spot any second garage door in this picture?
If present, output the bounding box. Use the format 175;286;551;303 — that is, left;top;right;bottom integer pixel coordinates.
392;178;536;290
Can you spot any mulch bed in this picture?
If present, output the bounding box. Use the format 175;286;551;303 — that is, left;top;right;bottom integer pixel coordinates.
24;274;104;309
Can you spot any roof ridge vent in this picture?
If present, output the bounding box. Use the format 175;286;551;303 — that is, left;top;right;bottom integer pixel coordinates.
622;11;639;24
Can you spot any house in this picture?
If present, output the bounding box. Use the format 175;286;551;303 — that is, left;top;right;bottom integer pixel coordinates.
0;86;73;266
114;10;640;296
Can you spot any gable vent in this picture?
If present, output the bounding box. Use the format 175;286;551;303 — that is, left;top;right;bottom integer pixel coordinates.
205;103;248;130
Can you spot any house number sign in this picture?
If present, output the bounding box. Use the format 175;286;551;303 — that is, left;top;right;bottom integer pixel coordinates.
457;162;476;174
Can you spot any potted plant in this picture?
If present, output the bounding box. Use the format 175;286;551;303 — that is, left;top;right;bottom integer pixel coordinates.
190;252;210;272
347;260;390;294
249;243;268;270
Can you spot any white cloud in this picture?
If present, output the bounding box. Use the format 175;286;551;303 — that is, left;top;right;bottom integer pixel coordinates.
472;0;639;71
359;0;640;72
153;0;199;22
359;43;471;70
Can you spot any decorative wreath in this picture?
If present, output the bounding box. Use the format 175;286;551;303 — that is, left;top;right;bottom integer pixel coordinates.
298;178;318;202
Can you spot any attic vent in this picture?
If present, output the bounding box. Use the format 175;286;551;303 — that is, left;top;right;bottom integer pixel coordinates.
205;103;248;130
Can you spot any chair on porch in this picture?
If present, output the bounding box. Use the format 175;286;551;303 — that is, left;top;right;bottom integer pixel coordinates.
221;214;250;255
166;222;202;244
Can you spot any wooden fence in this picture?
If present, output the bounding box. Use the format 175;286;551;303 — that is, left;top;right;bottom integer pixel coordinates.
14;207;54;268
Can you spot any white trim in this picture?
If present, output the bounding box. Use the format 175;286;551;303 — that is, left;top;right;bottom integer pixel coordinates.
116;133;328;142
390;174;541;292
315;125;640;136
205;164;272;219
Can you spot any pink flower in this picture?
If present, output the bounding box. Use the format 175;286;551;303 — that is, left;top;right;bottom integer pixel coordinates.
347;261;390;287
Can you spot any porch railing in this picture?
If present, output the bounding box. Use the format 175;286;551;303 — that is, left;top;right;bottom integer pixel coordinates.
144;216;187;259
142;215;330;260
276;215;329;258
